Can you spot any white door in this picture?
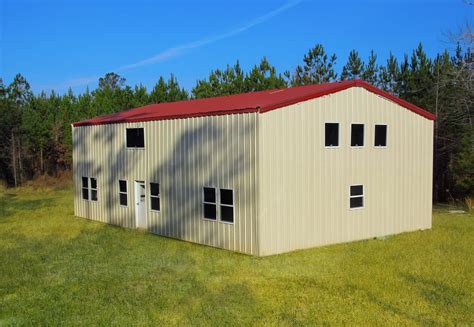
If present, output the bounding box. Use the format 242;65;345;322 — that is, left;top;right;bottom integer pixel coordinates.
135;181;147;229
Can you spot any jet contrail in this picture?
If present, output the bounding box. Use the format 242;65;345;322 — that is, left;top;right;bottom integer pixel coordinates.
48;0;303;91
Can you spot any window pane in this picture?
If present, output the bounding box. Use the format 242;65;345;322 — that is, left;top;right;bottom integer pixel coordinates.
119;180;127;193
119;193;127;206
126;128;136;147
136;128;145;148
351;124;364;147
90;178;97;189
126;128;144;148
150;183;160;196
91;190;98;201
82;177;88;188
151;197;160;211
204;203;216;219
350;196;364;208
82;188;89;200
325;123;339;147
375;125;387;147
221;205;234;223
220;189;233;205
350;185;363;196
203;187;216;203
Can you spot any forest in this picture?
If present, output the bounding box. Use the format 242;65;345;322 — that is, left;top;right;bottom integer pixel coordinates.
0;41;472;203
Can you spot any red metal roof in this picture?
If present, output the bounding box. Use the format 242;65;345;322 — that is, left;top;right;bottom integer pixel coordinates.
72;80;435;126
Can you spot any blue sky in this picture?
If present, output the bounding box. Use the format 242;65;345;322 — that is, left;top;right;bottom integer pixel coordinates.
1;0;472;94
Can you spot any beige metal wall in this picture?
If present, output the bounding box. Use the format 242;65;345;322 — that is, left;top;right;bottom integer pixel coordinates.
73;113;259;255
258;87;433;255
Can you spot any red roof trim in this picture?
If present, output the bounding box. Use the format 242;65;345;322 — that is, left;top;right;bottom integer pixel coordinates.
72;107;259;126
72;80;435;126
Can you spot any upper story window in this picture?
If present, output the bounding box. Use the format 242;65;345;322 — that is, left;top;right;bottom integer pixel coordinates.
325;123;339;147
351;124;364;147
374;124;388;147
126;128;144;148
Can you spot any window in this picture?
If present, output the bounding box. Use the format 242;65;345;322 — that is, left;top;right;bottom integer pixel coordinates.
351;124;364;147
82;177;89;200
119;180;128;206
82;177;97;201
150;182;160;211
325;123;339;147
203;187;235;223
350;185;364;209
203;187;217;220
374;124;387;147
220;189;234;223
126;128;144;148
90;178;98;201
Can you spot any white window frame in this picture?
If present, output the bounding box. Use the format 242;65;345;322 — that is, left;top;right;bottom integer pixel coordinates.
324;122;340;148
349;184;364;210
149;182;160;212
350;123;365;148
219;188;235;225
374;123;388;148
125;127;145;150
118;179;128;207
90;177;98;202
202;186;217;221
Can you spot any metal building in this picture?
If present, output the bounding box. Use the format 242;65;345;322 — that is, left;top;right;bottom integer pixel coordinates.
72;80;435;255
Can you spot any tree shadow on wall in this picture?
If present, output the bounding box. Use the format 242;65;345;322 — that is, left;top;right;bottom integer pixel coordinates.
74;115;257;253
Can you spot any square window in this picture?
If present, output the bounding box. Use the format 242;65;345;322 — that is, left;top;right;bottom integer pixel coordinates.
221;205;234;223
151;197;160;211
90;178;97;189
204;203;217;220
375;125;387;147
82;177;88;188
220;189;233;206
126;128;144;148
325;123;339;147
351;124;364;147
203;187;216;203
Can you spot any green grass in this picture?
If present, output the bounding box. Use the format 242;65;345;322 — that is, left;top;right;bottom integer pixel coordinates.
0;187;473;325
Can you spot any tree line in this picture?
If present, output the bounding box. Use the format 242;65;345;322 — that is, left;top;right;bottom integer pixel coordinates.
0;42;472;202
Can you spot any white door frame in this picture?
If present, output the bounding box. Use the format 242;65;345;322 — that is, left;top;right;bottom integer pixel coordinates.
134;181;147;229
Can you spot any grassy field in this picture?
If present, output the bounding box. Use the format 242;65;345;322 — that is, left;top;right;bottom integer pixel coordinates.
0;186;473;325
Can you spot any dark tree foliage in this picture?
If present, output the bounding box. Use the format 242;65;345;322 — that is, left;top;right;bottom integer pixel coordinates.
290;44;337;85
0;42;472;202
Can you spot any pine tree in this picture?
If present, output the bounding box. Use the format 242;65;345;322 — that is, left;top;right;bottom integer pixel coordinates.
362;50;378;85
341;50;364;80
292;44;337;85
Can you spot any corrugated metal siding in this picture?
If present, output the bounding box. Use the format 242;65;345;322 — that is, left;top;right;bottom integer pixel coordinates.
258;87;433;255
73;113;259;255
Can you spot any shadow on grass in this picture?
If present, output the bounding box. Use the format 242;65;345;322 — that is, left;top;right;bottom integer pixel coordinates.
0;195;56;220
0;209;259;324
